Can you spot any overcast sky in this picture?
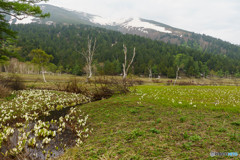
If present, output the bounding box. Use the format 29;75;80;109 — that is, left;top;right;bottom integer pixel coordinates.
46;0;240;45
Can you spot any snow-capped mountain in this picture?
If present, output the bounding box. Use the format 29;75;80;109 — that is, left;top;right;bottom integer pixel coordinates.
8;4;238;54
90;16;172;34
9;4;178;35
9;5;173;35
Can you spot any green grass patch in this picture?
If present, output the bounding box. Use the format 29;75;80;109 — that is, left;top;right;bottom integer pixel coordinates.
56;85;240;159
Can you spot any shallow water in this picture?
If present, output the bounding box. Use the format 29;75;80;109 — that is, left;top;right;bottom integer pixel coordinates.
0;107;78;160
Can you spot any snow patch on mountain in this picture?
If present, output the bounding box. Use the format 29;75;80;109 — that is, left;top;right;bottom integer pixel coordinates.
15;16;36;24
90;16;113;25
121;18;172;34
90;16;172;34
9;16;38;24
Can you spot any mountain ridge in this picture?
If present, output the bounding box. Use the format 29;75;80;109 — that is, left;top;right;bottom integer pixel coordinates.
8;4;240;58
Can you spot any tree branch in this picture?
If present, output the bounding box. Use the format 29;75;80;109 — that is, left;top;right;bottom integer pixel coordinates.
126;47;136;73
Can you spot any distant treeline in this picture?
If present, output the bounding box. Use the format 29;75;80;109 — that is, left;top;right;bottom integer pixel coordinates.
10;23;240;78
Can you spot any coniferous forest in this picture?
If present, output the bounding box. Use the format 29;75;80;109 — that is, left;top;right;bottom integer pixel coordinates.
10;23;240;78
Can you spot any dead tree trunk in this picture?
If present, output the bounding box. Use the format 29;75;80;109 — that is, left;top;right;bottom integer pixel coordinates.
148;67;152;80
174;66;180;86
3;64;8;73
122;44;136;80
41;67;47;83
79;37;96;81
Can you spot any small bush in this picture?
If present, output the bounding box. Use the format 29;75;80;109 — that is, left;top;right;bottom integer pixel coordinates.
54;76;139;101
0;74;25;90
152;79;162;83
189;134;201;141
5;93;16;101
54;78;91;97
92;85;114;100
156;118;162;123
231;121;240;126
177;81;195;86
91;77;134;100
65;78;88;94
150;128;160;134
129;108;139;114
0;74;25;98
182;142;192;150
183;132;189;139
180;116;187;123
217;128;227;132
125;129;144;141
0;84;11;98
229;132;240;141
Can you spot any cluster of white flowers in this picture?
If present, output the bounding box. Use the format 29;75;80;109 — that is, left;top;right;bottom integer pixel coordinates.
33;120;56;139
0;126;14;148
42;137;51;145
0;89;90;126
63;107;92;147
28;137;36;147
0;89;92;157
134;86;240;109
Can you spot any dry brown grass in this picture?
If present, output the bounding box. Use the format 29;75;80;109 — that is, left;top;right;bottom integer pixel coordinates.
0;73;25;98
0;84;11;98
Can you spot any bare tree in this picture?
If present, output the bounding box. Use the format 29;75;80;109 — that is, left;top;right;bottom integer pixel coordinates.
148;67;152;80
174;66;180;86
79;37;96;81
122;44;136;80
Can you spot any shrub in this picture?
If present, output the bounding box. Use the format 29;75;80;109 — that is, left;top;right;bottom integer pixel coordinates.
183;132;189;139
180;116;187;123
54;76;140;101
182;142;192;150
189;134;201;141
0;74;25;98
150;128;160;134
177;81;196;86
0;74;25;90
8;74;25;90
231;121;240;126
0;84;11;98
156;118;162;123
54;78;91;97
152;79;162;83
125;129;144;141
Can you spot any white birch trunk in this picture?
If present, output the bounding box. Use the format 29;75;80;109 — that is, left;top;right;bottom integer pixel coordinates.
148;67;152;80
122;44;136;80
174;66;179;86
79;36;96;81
88;64;92;79
42;67;47;83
